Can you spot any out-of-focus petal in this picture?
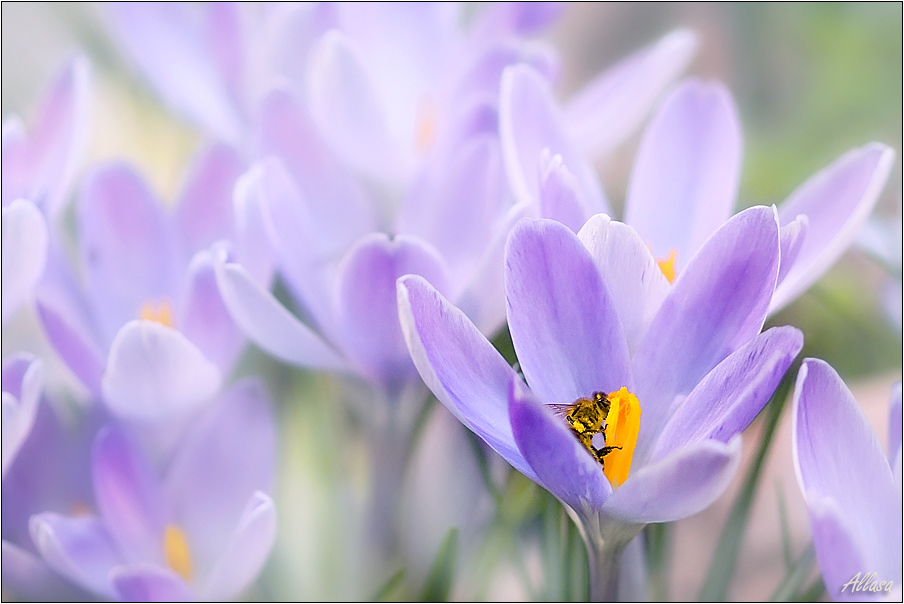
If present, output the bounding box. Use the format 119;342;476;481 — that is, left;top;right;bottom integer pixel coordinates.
602;436;741;524
890;383;902;468
179;250;243;372
772;144;894;313
469;2;564;38
777;214;808;285
538;152;590;233
30;513;119;599
565;30;697;158
214;260;348;372
201;492;276;601
1;540;90;602
397;275;537;481
78;163;178;346
165;380;275;582
499;64;607;214
1;55;91;217
107;3;243;142
505;218;631;404
1;355;43;476
102;321;221;422
307;31;402;181
35;298;105;395
652;327;802;460
1;200;48;322
624;79;742;265
793;359;902;591
111;564;194;602
509;379;610;511
173;143;244;261
92;427;165;562
632;206;779;457
577;215;670;354
336;233;450;387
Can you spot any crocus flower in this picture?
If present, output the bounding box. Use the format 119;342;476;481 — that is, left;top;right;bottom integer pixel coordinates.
398;210;803;598
792;359;902;602
28;379;277;602
2;355;43;477
35;144;263;425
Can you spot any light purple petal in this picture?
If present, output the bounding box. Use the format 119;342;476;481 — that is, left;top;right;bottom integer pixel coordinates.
30;513;120;599
201;492;276;601
107;3;243;142
111;564;195;602
625;79;742;264
307;31;402;180
214;259;347;372
337;233;450;387
652;326;802;460
505;218;631;404
178;250;243;372
1;355;43;476
1;200;48;322
469;2;564;38
632;205;779;457
772;144;894;312
102;320;222;422
509;378;610;511
890;383;902;468
35;297;105;395
78;162;178;347
2;540;90;601
577;214;670;354
565;30;697;158
602;436;741;524
164;380;275;583
793;359;902;587
538;152;590;233
397;275;537;482
92;426;166;563
499;64;608;214
777;213;809;285
173;143;244;262
1;55;90;217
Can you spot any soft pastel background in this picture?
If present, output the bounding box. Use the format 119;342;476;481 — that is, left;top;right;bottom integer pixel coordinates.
2;3;901;601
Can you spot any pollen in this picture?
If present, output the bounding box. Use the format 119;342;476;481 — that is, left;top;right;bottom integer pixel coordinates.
656;249;678;284
163;524;193;581
602;387;641;488
139;299;174;327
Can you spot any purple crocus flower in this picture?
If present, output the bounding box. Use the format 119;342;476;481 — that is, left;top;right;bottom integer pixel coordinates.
35;144;263;425
792;359;902;602
2;355;43;477
28;380;277;602
398;210;803;598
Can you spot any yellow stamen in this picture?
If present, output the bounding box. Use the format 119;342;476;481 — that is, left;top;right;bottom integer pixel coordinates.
603;387;641;488
163;525;193;581
415;99;437;155
656;249;678;284
139;299;174;327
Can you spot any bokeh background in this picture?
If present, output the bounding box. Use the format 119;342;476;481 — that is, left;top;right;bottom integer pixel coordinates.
3;3;901;601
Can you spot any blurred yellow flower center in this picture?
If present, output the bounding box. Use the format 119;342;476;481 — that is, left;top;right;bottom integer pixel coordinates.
139;299;174;327
164;524;193;581
657;249;678;284
602;387;641;488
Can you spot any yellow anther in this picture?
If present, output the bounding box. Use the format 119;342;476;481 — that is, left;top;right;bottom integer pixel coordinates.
139;299;174;327
657;249;678;284
163;525;193;581
602;387;641;488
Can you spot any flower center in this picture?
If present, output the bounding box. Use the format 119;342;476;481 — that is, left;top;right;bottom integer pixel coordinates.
656;248;678;284
557;388;641;488
163;524;193;581
139;299;174;327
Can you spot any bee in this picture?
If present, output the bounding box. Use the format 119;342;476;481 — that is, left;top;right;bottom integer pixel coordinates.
549;391;621;468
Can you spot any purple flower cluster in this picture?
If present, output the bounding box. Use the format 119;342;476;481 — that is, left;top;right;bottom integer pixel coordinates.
2;3;899;601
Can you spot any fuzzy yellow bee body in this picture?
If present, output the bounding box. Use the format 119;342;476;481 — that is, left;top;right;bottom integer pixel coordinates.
549;391;621;468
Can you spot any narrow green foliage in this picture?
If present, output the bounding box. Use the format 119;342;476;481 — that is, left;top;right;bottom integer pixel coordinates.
421;528;459;602
775;481;795;570
795;576;827;602
645;523;671;602
698;366;797;601
372;569;406;602
770;544;817;602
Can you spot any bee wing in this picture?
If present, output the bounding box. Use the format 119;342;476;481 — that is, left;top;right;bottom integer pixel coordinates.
546;403;574;417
